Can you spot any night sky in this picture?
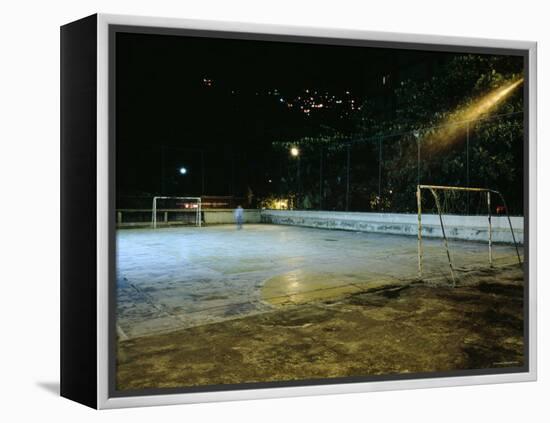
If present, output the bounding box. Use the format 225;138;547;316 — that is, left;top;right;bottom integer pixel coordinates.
115;32;462;204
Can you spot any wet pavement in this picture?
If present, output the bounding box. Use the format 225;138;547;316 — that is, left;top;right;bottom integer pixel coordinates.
116;224;523;339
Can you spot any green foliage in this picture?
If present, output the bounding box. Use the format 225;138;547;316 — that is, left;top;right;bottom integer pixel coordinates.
258;194;293;210
356;55;523;139
272;54;524;214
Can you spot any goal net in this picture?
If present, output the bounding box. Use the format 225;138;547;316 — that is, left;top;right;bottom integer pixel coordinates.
416;185;521;285
151;196;202;228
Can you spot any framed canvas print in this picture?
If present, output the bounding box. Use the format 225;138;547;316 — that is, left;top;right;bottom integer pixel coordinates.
60;14;537;409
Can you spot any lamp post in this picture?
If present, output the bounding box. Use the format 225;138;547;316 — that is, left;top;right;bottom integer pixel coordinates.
290;147;300;209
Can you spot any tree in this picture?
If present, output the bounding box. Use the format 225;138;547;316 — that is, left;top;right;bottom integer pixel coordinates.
271;54;524;214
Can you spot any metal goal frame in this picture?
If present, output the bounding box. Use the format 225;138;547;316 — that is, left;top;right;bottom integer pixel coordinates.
416;184;521;285
151;196;202;228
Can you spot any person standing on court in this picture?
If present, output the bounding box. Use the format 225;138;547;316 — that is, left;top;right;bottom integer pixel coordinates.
234;205;244;230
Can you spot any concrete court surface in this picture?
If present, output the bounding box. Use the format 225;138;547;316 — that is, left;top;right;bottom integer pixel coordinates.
116;223;523;339
117;265;524;390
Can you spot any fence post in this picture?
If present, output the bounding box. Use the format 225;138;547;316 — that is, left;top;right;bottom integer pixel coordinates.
346;143;351;211
417;185;423;279
152;197;157;229
319;146;323;210
378;138;382;211
487;191;493;267
416;132;420;187
466;122;470;214
201;151;205;195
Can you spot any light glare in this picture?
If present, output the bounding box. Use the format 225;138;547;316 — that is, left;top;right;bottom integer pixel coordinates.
422;77;524;154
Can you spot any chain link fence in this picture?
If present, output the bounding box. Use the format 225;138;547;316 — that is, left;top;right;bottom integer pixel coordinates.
273;112;524;215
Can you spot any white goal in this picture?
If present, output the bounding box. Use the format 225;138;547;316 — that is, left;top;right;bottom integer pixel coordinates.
416;184;521;285
151;196;202;228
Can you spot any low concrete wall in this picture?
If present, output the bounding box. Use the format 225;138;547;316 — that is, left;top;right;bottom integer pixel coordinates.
116;209;261;228
261;210;523;244
204;209;261;225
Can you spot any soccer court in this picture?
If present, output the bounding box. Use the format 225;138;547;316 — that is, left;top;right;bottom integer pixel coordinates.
116;223;523;340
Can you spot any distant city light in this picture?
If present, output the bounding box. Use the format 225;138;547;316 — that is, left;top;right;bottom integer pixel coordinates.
290;147;300;157
179;167;187;175
194;81;359;120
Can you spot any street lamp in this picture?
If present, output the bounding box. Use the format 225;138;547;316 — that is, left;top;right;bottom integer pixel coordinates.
179;167;187;175
290;147;301;209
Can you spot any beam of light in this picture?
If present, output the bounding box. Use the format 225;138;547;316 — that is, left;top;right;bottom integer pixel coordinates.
421;77;524;154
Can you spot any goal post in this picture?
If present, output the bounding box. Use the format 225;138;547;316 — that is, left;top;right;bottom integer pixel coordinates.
416;185;521;285
151;196;202;228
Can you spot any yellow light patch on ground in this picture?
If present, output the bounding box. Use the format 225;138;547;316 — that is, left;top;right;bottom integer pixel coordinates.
261;269;400;306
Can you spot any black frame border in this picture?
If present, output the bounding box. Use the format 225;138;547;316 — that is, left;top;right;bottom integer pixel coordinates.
60;14;99;409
